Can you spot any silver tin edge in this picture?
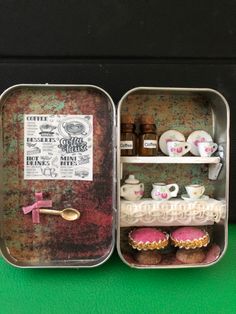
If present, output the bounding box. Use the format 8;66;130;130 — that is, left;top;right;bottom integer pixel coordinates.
0;83;116;269
116;86;230;269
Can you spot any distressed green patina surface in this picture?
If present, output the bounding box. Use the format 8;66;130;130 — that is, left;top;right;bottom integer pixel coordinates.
1;87;114;266
121;92;214;196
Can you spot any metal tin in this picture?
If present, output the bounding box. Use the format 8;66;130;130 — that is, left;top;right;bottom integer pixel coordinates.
0;85;230;268
117;87;229;268
0;84;116;268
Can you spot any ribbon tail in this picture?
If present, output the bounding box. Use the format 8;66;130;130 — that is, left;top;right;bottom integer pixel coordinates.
35;192;43;201
22;205;35;214
37;200;53;208
32;209;40;224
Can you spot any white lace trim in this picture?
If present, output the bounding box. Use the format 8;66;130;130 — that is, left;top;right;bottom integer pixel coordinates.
120;198;226;227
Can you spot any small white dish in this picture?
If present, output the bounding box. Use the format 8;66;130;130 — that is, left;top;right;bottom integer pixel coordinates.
159;130;185;155
187;130;213;156
181;194;209;201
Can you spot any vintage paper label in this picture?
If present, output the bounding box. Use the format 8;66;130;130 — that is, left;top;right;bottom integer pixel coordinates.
143;140;157;149
120;141;133;150
24;114;93;180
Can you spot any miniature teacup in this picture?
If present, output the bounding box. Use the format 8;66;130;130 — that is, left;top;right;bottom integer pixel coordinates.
185;184;205;200
151;183;179;201
198;141;218;157
167;141;191;157
121;175;144;201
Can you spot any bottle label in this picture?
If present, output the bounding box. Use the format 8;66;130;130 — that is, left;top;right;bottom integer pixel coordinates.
120;141;133;150
143;140;157;149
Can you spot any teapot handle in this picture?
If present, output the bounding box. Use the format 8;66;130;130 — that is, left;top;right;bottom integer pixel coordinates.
167;184;179;197
120;185;128;197
140;183;144;190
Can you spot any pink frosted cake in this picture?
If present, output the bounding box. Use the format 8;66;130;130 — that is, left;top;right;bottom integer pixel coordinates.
170;227;210;249
129;227;169;250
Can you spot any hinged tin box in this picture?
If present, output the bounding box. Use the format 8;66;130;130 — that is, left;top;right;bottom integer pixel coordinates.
0;85;229;268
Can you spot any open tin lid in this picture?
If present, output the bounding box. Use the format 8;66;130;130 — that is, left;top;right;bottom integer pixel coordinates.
0;84;116;267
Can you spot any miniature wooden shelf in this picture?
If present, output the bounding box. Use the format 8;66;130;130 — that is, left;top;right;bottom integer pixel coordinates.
120;156;221;164
120;156;222;180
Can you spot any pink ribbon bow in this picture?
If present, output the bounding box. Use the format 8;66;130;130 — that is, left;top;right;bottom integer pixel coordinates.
22;192;52;224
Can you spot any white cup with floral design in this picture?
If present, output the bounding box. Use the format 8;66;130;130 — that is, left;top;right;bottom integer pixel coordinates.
167;141;191;157
185;184;205;200
198;141;218;157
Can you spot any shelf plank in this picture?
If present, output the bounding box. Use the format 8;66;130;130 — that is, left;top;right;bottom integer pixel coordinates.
120;156;221;164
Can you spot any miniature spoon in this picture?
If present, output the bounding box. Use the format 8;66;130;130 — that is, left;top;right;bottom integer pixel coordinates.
39;208;80;221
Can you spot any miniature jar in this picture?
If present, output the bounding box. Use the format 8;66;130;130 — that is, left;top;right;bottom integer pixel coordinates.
138;115;158;156
120;114;137;156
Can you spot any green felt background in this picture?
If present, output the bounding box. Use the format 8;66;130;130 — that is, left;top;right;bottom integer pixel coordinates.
0;225;235;314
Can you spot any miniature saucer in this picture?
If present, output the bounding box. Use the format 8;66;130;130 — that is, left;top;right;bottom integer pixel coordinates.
181;194;209;201
129;227;169;251
170;227;210;250
187;130;213;156
159;130;185;155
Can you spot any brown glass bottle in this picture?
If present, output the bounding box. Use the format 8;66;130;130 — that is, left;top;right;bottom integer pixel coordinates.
139;115;158;156
120;114;137;156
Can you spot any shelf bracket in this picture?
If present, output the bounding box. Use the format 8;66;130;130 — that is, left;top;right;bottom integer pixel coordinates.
208;163;223;180
208;145;224;180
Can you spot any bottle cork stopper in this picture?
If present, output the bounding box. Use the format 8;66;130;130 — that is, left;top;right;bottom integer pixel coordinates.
121;114;134;124
140;114;155;124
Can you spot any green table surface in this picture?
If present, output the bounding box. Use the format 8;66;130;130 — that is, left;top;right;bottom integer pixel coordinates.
0;225;235;314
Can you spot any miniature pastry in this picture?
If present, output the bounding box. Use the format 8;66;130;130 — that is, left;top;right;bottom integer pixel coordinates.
176;248;206;264
170;226;210;249
136;251;162;265
129;227;169;250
